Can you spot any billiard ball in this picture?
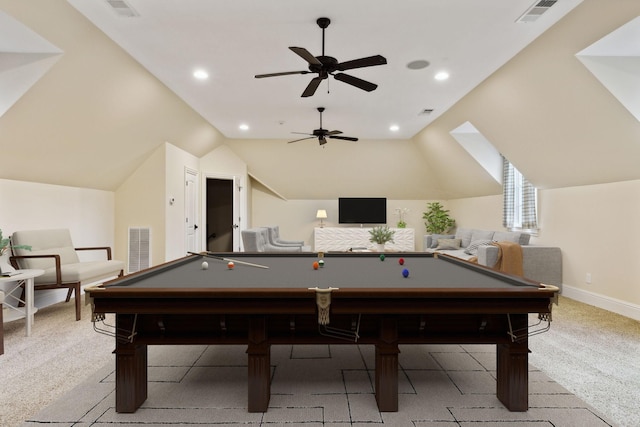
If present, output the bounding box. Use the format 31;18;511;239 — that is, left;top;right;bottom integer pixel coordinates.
402;268;409;278
398;258;405;265
227;261;235;269
201;261;208;270
313;261;319;270
318;260;325;267
379;254;385;261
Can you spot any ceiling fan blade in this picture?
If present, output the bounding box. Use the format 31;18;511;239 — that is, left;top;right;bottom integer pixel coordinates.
255;70;309;78
336;55;387;71
290;47;322;66
287;136;316;144
326;130;342;135
291;132;314;136
329;135;359;142
334;73;378;92
301;77;323;97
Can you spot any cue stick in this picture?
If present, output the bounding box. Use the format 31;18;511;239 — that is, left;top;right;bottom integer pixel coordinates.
188;251;270;269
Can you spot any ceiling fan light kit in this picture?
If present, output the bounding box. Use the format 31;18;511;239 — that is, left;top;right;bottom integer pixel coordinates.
255;17;387;98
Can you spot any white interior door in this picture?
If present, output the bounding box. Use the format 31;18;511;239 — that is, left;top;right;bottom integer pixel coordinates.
185;168;199;253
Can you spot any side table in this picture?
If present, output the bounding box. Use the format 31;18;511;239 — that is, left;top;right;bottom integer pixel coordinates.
0;269;45;336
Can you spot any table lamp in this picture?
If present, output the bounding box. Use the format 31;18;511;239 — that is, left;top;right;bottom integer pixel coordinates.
316;209;327;228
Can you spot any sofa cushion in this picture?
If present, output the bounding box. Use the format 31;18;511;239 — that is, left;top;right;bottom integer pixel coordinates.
429;234;455;248
36;260;124;285
436;238;462;250
454;228;474;248
17;246;80;270
464;239;494;256
470;230;495;246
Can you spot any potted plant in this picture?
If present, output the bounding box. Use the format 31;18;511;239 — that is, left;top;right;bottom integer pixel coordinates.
369;225;395;252
422;202;455;234
0;228;31;274
395;207;409;228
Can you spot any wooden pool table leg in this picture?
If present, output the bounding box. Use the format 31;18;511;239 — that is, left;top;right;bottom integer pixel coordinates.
115;341;148;413
375;316;399;412
496;314;529;411
247;316;270;412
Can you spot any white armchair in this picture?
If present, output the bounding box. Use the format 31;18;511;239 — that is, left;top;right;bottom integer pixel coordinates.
10;229;124;321
241;228;303;253
264;226;305;248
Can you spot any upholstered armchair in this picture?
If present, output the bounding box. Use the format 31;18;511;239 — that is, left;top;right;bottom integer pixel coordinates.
10;229;125;321
265;226;305;248
241;228;302;253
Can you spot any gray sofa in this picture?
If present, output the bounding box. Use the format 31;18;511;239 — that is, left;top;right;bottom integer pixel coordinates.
424;228;562;289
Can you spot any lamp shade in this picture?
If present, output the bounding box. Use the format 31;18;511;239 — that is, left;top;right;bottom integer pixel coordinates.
316;209;328;219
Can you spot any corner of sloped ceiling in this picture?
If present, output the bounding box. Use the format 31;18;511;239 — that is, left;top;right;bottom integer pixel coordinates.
411;122;503;200
248;172;288;201
0;10;63;119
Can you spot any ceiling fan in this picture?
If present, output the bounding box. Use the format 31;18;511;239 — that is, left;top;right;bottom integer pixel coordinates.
288;107;358;146
255;17;387;97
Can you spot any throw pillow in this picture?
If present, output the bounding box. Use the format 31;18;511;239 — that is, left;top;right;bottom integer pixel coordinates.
464;239;494;256
436;238;462;250
429;234;455;248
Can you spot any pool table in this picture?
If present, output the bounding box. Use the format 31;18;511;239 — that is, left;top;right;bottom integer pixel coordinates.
86;252;558;414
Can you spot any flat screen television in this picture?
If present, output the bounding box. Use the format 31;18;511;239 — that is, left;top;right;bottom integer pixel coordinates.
338;197;387;224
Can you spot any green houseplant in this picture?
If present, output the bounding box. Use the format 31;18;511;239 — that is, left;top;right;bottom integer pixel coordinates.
369;226;395;250
422;202;455;234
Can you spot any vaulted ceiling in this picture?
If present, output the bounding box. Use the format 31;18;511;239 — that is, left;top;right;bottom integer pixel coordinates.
1;0;640;200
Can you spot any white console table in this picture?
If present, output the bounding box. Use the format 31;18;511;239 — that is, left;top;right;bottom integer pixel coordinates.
314;227;415;252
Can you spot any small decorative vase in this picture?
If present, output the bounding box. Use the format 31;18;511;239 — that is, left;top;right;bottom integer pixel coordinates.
376;243;385;252
0;253;13;274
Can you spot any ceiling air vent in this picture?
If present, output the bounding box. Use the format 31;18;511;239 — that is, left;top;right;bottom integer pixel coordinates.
105;0;139;17
516;0;557;23
420;109;434;115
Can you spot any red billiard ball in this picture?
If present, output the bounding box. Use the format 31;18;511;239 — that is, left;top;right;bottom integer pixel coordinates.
227;261;235;269
313;261;319;270
398;258;405;265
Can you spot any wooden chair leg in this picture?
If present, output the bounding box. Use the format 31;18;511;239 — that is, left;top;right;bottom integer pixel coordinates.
74;284;82;321
65;287;73;302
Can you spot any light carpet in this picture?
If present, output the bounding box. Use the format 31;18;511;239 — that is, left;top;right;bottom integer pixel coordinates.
1;296;636;426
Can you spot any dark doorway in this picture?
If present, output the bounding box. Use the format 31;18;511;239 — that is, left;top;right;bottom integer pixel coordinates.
206;178;234;252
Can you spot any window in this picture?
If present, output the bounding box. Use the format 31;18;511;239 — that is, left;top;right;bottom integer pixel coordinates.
502;156;538;231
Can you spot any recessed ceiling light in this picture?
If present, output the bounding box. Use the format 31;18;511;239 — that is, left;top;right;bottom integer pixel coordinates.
434;71;449;81
407;60;430;70
239;124;249;131
389;125;400;132
193;69;209;80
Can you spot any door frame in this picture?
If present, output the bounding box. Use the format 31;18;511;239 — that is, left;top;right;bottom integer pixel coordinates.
201;172;246;251
184;167;199;254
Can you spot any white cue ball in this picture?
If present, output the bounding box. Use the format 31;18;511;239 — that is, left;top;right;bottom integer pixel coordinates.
201;261;208;270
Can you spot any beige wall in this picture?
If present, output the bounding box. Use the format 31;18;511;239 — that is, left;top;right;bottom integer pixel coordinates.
539;181;640;313
250;191;433;251
115;145;166;270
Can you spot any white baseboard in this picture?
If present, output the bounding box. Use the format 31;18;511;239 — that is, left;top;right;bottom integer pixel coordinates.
562;284;640;321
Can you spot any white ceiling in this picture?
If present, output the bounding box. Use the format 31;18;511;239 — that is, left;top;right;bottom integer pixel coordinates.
66;0;583;142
